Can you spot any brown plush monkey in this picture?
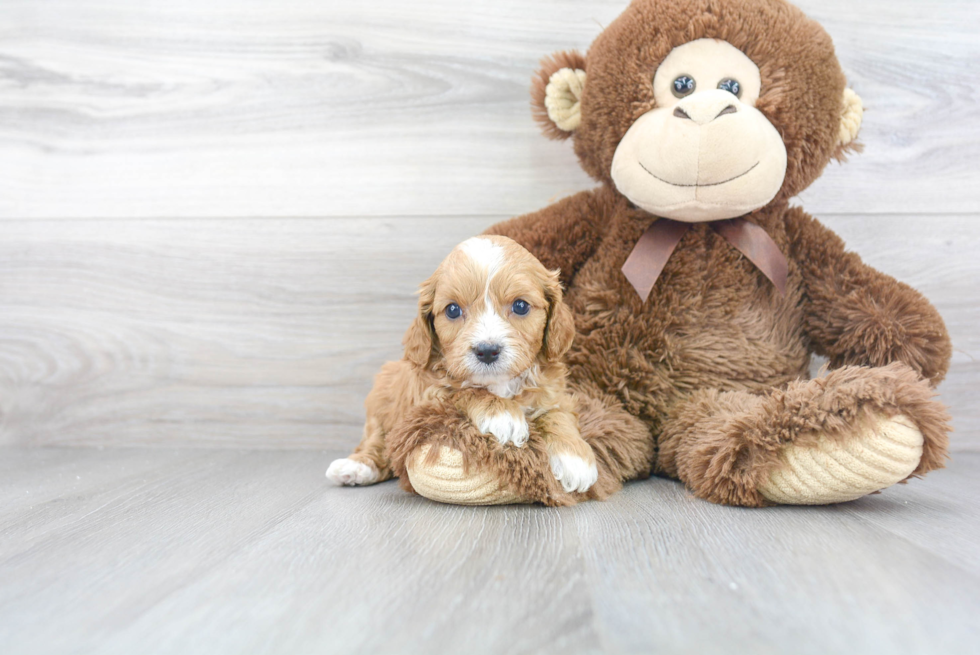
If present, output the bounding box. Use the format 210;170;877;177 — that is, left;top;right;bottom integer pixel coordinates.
381;0;953;507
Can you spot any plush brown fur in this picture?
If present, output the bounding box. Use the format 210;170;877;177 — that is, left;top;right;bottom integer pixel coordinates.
657;362;950;506
384;0;953;507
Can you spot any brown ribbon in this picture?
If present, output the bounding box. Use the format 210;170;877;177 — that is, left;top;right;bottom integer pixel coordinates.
621;217;788;301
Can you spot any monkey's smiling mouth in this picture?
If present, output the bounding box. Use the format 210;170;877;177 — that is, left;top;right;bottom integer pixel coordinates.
639;161;760;188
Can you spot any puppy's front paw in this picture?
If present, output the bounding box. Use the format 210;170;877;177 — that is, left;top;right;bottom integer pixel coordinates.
326;458;379;486
549;452;598;493
477;411;529;447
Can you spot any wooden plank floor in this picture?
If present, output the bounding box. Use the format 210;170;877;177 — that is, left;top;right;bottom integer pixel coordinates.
1;447;978;655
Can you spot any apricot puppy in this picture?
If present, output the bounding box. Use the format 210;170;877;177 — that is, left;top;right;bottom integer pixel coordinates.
326;235;597;494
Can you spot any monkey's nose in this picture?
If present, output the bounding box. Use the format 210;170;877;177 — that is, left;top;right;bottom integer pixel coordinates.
473;343;501;364
673;90;740;125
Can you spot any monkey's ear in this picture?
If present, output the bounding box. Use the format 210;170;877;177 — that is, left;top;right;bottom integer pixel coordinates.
532;50;587;140
833;87;864;161
542;270;575;362
403;274;439;368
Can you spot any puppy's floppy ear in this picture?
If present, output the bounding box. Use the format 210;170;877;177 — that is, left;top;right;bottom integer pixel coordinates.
532;50;587;141
403;273;439;368
542;270;575;362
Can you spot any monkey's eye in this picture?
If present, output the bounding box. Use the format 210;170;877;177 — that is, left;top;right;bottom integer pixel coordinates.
511;299;530;316
445;303;462;320
672;75;696;98
718;78;741;97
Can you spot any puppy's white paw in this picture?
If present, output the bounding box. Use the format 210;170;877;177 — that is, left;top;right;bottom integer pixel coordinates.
326;458;379;486
550;453;599;493
478;411;529;447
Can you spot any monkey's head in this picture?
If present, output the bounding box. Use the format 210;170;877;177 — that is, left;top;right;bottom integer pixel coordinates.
533;0;863;222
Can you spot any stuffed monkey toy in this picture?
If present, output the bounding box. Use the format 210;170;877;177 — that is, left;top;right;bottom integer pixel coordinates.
381;0;952;507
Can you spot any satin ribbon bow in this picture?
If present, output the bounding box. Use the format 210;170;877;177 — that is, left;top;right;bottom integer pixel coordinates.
621;217;788;301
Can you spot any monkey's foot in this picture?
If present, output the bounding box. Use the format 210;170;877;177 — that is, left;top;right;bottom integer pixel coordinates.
406;445;527;506
759;413;924;505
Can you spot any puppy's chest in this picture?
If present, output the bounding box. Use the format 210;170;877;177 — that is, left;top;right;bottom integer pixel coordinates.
458;387;560;448
511;388;560;419
435;383;558;419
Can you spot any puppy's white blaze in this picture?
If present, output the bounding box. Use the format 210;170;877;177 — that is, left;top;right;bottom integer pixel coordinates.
550;453;599;493
457;236;535;399
471;307;512;345
466;306;519;392
459;237;505;278
459;237;505;311
326;458;379;486
478;411;529;447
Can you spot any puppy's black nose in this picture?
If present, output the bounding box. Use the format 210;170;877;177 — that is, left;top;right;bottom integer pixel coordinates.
473;342;501;364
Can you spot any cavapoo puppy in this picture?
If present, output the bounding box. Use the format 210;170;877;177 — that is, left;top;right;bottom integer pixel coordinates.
326;235;598;494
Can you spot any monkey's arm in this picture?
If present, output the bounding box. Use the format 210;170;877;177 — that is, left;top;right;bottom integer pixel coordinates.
785;207;951;385
484;189;606;287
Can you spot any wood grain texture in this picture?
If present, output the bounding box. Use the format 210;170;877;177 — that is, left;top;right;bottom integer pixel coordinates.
0;216;486;448
0;0;978;219
0;447;977;654
0;214;975;450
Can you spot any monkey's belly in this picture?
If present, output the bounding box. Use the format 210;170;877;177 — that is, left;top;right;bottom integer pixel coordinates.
568;303;809;415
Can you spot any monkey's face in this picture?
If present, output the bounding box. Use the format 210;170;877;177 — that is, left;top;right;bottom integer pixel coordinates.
610;39;787;222
531;0;865;214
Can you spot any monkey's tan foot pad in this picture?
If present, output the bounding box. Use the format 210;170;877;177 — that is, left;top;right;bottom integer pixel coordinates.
759;414;923;505
406;445;527;506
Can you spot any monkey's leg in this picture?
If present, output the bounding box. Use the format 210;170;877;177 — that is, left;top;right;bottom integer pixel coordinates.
656;363;949;506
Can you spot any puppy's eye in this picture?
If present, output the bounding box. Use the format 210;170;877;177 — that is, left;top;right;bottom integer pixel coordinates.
511;299;530;316
672;75;696;98
445;303;462;320
718;78;741;97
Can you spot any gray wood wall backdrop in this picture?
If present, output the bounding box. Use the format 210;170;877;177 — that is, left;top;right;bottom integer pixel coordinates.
0;0;977;451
